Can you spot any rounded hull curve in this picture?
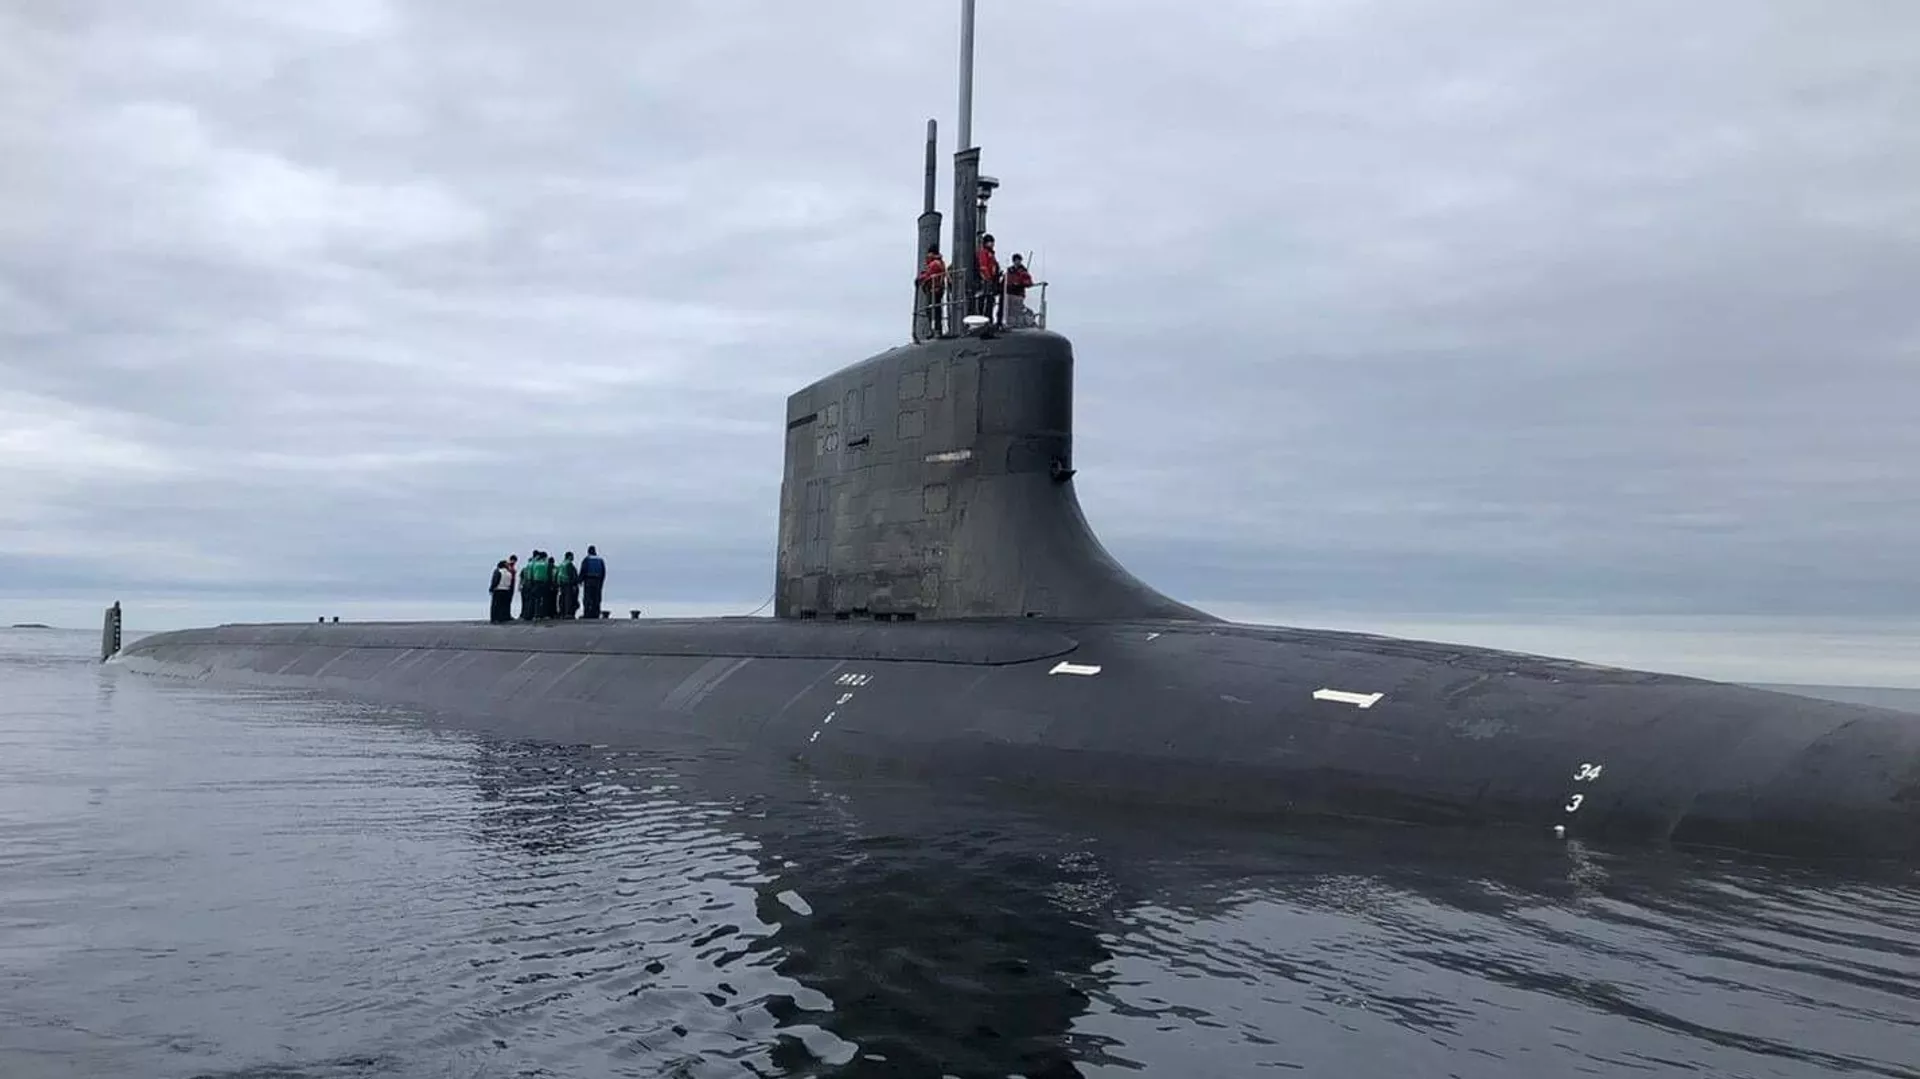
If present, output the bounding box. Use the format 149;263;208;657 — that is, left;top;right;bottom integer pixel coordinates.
114;616;1920;864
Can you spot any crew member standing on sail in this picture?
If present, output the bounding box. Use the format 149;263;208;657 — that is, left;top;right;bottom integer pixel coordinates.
1003;254;1033;327
580;546;607;620
975;233;1001;322
917;245;946;335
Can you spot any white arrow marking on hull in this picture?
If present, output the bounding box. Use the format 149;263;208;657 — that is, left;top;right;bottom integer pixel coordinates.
1313;688;1384;708
1049;661;1102;676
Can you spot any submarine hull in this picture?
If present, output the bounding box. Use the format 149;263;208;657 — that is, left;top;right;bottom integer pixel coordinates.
113;616;1920;861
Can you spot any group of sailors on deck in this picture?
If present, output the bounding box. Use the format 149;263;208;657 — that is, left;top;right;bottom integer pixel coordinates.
488;547;608;624
917;233;1037;335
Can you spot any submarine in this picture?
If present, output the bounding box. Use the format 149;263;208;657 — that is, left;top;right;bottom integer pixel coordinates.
111;1;1920;863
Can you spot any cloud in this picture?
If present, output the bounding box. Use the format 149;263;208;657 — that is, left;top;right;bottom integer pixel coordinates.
2;0;1918;683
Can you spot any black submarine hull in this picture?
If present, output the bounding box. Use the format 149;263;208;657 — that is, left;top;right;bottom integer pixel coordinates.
113;615;1920;861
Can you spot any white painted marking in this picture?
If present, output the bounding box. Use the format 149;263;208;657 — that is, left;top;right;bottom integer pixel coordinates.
1312;688;1384;709
1573;763;1604;781
924;449;973;463
1554;825;1566;839
1565;794;1584;812
1049;661;1102;676
1145;632;1161;641
806;676;868;751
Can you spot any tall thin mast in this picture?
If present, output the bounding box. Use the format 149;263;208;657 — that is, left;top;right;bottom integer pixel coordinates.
913;119;943;342
957;0;976;152
923;118;939;214
949;0;982;330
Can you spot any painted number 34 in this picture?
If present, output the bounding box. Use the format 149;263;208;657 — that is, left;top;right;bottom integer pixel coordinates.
1564;762;1603;813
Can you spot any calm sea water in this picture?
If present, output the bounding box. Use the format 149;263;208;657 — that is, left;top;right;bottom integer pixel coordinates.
3;627;1917;1078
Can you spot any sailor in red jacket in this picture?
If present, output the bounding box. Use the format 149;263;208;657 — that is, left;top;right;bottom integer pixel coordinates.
1003;253;1034;327
975;233;1001;321
916;245;946;335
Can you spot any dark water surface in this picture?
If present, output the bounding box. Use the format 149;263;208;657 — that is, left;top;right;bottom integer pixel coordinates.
3;628;1917;1078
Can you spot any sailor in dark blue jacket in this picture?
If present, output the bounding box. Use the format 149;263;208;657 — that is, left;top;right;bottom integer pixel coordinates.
579;546;607;619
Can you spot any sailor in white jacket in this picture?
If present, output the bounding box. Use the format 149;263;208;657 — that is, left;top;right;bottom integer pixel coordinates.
489;558;515;623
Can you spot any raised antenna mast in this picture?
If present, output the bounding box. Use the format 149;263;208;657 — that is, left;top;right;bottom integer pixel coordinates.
923;118;939;214
949;0;983;332
913;118;943;342
957;0;976;151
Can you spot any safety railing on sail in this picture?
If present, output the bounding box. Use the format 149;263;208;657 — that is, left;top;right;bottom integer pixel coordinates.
913;266;1048;342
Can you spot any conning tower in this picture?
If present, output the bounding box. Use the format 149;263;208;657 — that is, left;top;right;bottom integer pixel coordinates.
773;1;1212;624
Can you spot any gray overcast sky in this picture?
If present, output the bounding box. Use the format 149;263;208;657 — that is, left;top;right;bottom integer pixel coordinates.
3;1;1917;684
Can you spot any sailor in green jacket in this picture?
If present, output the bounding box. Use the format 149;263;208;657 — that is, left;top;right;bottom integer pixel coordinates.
517;554;535;620
555;552;580;619
528;552;553;620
